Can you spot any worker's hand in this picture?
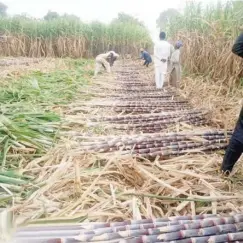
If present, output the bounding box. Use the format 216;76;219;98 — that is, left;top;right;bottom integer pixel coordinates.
239;98;243;106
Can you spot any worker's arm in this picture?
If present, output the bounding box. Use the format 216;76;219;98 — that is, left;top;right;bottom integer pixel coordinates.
140;52;145;60
114;52;119;58
171;50;180;64
232;32;243;58
170;44;175;58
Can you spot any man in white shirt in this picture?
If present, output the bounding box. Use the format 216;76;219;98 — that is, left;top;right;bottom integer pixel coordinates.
153;32;174;89
94;51;119;77
169;40;183;88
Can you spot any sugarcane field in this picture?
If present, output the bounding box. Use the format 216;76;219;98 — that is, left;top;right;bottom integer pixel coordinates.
0;0;243;242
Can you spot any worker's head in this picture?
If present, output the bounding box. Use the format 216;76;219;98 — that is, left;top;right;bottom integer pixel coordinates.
140;48;144;53
108;51;115;58
159;32;166;40
175;40;183;49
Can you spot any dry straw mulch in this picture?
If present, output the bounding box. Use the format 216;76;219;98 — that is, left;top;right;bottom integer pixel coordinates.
0;57;66;82
12;148;243;226
9;60;243;226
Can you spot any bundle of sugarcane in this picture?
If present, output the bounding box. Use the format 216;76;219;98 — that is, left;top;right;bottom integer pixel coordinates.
12;214;243;242
113;106;191;114
116;71;139;73
93;88;169;94
113;98;184;102
117;79;152;82
118;95;181;99
102;117;207;132
88;112;208;133
88;100;190;107
116;73;140;77
105;93;181;99
78;130;232;143
77;130;231;157
110;88;176;92
79;138;228;156
88;93;181;100
90;110;206;123
111;115;205;126
120;82;151;85
120;83;153;87
95;87;177;93
97;96;184;102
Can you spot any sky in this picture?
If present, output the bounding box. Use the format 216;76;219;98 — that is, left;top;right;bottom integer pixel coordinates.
2;0;225;40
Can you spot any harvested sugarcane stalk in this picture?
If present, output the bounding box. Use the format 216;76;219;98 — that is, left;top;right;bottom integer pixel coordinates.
89;110;205;122
76;129;231;157
87;101;190;107
95;117;207;129
12;214;243;242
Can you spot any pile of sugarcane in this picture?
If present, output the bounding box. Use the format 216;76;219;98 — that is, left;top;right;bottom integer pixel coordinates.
77;130;231;157
115;94;180;99
88;101;191;113
88;110;208;132
90;110;205;123
89;100;190;107
13;214;243;242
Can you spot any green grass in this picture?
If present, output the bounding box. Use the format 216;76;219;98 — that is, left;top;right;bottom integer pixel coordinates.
0;59;93;195
0;60;93;108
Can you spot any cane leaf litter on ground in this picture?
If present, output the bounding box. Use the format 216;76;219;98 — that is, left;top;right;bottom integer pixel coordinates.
4;59;243;229
0;58;94;201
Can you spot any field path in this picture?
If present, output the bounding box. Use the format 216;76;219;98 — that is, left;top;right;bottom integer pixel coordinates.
12;60;243;233
73;60;230;156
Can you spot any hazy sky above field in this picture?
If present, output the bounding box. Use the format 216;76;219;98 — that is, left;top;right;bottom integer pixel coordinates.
2;0;226;40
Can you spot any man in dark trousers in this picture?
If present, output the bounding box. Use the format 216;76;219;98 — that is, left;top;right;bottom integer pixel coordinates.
140;48;152;67
221;31;243;175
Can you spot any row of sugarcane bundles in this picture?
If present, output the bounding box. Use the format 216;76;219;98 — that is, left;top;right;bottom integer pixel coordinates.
87;110;208;133
13;214;243;242
77;130;232;157
85;100;192;114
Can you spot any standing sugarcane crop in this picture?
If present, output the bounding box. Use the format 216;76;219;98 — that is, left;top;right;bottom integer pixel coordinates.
169;40;183;88
140;48;152;67
221;30;243;175
94;51;119;77
153;31;174;89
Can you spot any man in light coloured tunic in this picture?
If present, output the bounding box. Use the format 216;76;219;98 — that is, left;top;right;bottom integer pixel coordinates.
153;31;174;89
169;40;183;88
94;51;119;76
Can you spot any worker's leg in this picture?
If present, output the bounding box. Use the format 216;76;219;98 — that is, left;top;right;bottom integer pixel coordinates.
101;63;106;69
170;68;177;88
158;72;164;89
176;65;181;88
221;137;243;174
159;62;167;89
110;57;117;67
154;66;160;88
101;58;111;73
94;62;102;76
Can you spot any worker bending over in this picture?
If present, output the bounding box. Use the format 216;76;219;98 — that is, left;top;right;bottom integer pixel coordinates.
154;31;174;89
169;41;183;88
221;31;243;175
94;51;119;76
140;48;152;67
